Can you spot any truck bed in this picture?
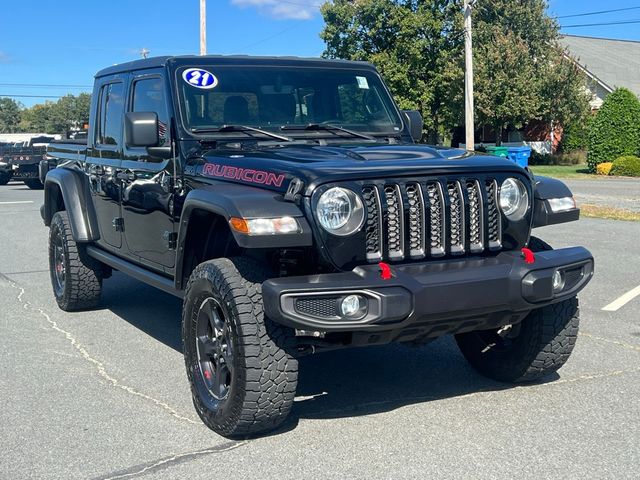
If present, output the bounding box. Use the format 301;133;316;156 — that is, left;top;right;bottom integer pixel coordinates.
47;141;88;163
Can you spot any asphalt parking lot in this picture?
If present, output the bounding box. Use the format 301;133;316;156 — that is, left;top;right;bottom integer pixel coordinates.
1;180;639;480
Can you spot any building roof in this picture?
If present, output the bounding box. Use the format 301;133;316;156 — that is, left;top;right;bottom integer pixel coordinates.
95;55;375;78
560;35;640;97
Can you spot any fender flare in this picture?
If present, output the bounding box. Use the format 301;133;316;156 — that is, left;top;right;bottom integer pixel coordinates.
532;175;580;228
43;168;101;242
175;184;313;288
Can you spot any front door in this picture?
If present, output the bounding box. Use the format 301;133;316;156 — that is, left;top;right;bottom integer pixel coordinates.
120;73;176;270
86;80;125;250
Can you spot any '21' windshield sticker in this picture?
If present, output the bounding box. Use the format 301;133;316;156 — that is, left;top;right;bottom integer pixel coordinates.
182;68;218;89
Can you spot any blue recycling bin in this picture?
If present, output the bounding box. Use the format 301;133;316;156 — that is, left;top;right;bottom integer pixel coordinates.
506;146;532;168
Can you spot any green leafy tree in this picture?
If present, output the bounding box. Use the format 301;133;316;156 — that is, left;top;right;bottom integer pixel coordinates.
587;88;640;171
20;93;91;134
0;98;23;133
320;0;590;147
471;0;589;144
20;101;56;132
320;0;461;143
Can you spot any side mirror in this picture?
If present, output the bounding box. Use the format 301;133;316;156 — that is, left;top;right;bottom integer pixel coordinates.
402;110;423;142
125;111;159;148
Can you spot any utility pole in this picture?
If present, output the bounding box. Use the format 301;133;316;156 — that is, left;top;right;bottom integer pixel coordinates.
200;0;207;55
464;0;475;151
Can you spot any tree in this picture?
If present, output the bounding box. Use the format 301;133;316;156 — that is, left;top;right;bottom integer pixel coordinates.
320;0;590;147
471;0;590;144
20;93;91;134
587;88;640;172
20;101;56;132
0;98;23;133
320;0;461;143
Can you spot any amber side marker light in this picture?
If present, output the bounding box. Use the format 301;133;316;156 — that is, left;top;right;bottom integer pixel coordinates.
229;216;300;235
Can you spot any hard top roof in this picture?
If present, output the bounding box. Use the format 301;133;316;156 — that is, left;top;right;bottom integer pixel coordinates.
95;55;377;78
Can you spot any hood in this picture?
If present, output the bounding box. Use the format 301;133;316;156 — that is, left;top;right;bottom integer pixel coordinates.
194;143;527;195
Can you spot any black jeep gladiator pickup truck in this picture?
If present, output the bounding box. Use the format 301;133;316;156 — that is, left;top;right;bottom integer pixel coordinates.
42;55;593;438
0;135;55;189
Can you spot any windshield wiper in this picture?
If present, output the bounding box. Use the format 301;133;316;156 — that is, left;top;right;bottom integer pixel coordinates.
191;125;293;142
281;123;376;141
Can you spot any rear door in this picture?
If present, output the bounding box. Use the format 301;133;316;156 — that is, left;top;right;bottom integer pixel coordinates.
120;71;176;270
86;78;126;250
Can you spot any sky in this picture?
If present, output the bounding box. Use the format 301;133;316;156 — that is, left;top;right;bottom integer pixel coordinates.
1;0;639;107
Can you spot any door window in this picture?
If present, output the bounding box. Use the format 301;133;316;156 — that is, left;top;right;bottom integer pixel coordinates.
96;83;124;147
132;77;170;146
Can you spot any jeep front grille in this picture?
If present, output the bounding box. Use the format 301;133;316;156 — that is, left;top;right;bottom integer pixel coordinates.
363;179;503;262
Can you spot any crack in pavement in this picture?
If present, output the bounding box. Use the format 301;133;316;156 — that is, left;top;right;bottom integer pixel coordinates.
579;331;640;353
91;442;248;480
0;273;203;427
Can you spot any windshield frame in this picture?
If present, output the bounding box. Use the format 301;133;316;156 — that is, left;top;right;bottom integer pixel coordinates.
171;63;407;141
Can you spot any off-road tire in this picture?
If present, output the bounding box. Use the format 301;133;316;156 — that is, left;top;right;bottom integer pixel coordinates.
49;211;103;311
455;297;580;382
0;171;12;185
182;257;298;438
24;178;44;190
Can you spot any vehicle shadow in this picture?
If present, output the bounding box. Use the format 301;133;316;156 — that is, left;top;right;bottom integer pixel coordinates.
102;272;183;352
101;272;559;427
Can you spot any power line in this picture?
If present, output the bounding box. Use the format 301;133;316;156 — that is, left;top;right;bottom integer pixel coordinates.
557;6;640;19
561;19;640;28
0;94;64;98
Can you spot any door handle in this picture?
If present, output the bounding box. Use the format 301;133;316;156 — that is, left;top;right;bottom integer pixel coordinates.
116;171;136;181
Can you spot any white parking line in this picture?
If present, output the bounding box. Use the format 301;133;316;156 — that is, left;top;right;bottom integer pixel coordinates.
0;201;34;205
602;285;640;312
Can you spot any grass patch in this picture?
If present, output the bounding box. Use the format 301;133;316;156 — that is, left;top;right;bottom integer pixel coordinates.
580;204;640;222
529;164;592;179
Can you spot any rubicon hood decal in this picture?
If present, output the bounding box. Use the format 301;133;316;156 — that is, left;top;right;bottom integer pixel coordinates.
202;162;285;187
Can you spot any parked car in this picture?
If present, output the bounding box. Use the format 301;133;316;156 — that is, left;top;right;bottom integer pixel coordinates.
42;55;593;438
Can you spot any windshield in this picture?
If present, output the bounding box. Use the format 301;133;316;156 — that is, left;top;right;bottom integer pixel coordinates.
176;65;403;138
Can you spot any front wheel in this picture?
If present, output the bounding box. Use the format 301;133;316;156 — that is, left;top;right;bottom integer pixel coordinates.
455;298;580;383
182;257;298;438
24;178;44;190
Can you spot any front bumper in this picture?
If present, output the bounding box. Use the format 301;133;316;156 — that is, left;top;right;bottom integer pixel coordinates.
263;247;593;338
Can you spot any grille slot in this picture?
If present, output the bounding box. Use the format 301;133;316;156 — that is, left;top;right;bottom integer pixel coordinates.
467;180;484;253
363;186;383;261
486;179;502;250
427;182;446;257
384;184;405;261
447;181;465;254
362;177;505;262
406;183;426;258
295;298;338;319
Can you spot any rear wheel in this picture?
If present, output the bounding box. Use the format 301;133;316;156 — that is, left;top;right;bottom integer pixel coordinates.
0;171;12;185
182;257;298;438
24;178;44;190
455;298;580;382
49;211;103;311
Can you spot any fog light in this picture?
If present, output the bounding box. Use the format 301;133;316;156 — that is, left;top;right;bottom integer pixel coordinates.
340;294;366;318
552;270;565;292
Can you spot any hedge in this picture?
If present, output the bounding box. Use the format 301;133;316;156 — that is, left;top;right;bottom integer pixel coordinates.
610;155;640;177
587;88;640;172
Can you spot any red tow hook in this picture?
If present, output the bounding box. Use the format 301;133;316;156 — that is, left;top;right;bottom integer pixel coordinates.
521;247;535;264
378;262;393;280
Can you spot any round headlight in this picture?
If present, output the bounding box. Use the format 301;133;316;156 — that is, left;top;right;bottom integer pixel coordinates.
316;187;365;236
499;178;529;221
